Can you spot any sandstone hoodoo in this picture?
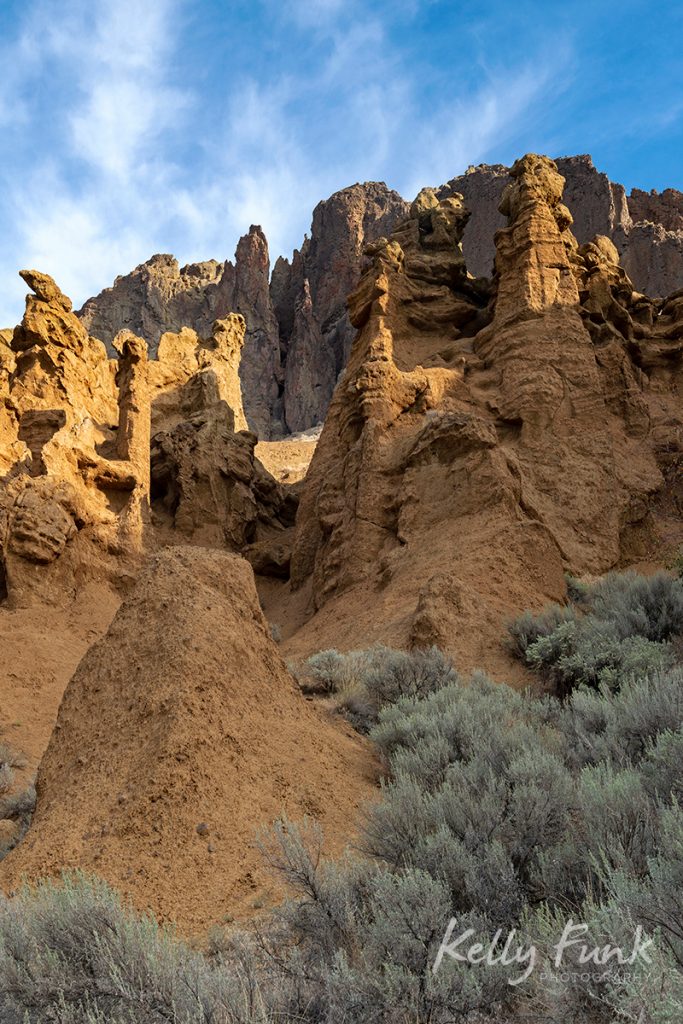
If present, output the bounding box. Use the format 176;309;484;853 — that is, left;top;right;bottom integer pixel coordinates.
444;153;683;297
288;155;681;672
78;229;284;438
0;271;297;612
0;547;376;933
0;270;133;608
272;181;409;432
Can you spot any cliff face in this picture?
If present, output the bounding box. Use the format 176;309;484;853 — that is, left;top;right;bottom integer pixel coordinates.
289;155;682;674
444;155;683;297
76;160;683;438
78;229;282;438
0;271;294;608
78;185;407;437
273;181;409;432
628;187;683;232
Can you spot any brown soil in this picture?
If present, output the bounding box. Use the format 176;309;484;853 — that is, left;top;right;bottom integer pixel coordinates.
0;548;378;936
256;435;318;483
0;583;120;774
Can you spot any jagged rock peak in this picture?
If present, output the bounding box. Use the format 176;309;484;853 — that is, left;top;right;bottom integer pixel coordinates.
289;153;677;677
441;153;683;297
77;231;282;439
19;269;72;307
276;180;409;431
628;187;683;232
0;270;295;608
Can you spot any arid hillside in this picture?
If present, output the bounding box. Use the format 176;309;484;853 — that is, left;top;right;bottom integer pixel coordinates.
0;153;681;937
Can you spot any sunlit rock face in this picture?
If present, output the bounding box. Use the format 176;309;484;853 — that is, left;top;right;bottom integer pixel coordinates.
289;155;681;673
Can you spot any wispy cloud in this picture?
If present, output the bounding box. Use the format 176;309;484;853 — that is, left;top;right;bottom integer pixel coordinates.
400;52;573;198
0;0;574;326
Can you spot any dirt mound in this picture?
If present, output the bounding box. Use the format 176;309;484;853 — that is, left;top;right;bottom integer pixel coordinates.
0;547;377;933
0;584;120;773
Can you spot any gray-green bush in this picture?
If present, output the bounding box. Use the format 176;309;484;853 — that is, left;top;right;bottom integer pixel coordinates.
509;570;683;696
0;873;280;1023
291;644;458;730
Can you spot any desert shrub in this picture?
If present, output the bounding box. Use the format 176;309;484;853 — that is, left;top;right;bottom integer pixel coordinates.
366;678;577;913
564;572;590;604
323;870;512;1024
256;817;513;1023
5;586;683;1024
292;644;458;730
578;761;659;879
524;896;683;1024
0;873;290;1023
526;619;672;695
510;569;682;696
643;727;683;802
586;570;683;642
558;667;683;768
596;802;683;970
290;648;355;694
506;603;576;661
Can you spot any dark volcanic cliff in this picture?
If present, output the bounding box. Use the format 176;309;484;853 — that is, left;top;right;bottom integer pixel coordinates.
443;155;683;296
77;229;282;438
76;158;683;437
272;182;409;432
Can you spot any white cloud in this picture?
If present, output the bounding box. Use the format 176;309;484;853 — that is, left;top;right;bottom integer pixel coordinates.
68;1;188;181
399;55;572;197
0;0;573;326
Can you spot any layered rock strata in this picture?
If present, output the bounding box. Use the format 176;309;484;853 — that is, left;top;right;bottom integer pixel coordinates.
0;272;295;606
290;155;681;671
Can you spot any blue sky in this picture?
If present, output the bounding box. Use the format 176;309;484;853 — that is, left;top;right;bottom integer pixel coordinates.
0;0;682;325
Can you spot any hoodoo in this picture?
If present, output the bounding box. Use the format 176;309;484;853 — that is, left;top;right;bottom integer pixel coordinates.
289;155;680;672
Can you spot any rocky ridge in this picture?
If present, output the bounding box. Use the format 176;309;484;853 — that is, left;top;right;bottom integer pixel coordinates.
74;158;683;439
78;228;282;438
444;154;683;297
288;155;682;671
78;185;408;438
0;271;294;609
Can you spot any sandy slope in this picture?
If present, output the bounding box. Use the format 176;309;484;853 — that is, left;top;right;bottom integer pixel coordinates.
0;548;378;935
